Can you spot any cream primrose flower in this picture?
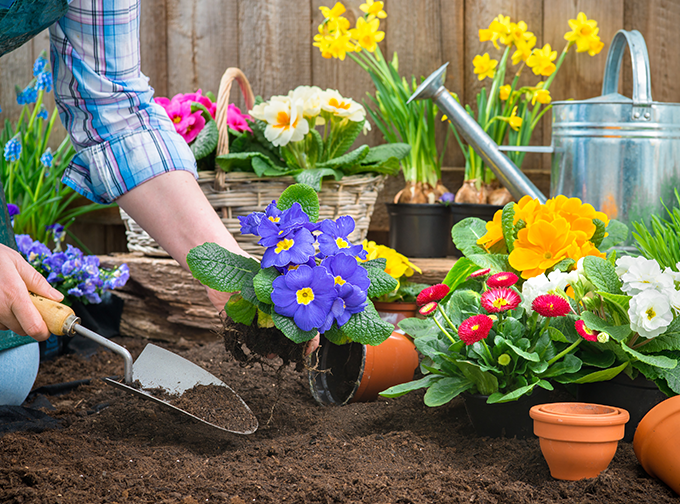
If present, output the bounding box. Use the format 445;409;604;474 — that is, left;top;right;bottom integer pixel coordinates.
288;85;323;122
615;255;642;277
620;257;674;295
666;288;680;315
320;89;366;122
262;97;309;147
629;289;674;338
520;270;570;314
664;266;680;284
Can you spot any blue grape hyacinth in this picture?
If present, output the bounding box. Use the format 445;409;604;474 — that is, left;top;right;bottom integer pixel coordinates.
3;134;22;162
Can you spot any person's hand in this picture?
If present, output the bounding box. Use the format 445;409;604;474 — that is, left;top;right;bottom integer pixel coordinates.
0;244;64;341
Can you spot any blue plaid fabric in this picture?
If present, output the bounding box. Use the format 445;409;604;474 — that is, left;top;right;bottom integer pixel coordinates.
49;0;196;204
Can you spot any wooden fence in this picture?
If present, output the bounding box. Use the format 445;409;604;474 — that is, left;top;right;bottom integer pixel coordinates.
2;0;680;251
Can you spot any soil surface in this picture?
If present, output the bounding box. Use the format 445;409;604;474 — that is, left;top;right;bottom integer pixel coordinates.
1;335;677;504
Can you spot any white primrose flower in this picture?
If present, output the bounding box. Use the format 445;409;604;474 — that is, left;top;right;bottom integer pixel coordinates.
320;89;366;122
628;289;674;338
665;288;680;315
664;266;680;284
262;97;309;147
615;255;641;277
288;85;323;120
620;257;674;295
362;119;372;135
521;270;570;314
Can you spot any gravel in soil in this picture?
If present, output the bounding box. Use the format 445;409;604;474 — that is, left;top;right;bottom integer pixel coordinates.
0;336;676;504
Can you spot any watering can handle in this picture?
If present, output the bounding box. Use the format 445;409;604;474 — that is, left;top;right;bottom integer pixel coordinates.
601;30;652;116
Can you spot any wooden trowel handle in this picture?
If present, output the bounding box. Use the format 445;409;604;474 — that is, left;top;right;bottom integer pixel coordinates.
30;293;80;336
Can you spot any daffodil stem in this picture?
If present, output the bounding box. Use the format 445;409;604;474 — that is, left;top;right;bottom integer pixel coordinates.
433;316;456;345
547;338;582;366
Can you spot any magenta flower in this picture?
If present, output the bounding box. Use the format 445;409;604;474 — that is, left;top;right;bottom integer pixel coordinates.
156;93;209;143
176;89;216;118
487;272;519;288
575;320;599;342
458;315;494;345
227;103;252;133
532;294;571;318
480;287;521;313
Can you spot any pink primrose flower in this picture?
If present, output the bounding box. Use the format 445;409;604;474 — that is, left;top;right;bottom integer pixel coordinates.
227;103;252;133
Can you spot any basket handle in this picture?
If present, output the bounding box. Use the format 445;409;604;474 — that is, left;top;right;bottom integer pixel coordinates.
215;68;256;156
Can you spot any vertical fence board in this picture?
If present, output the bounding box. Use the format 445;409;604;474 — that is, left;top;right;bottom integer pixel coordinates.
140;0;169;98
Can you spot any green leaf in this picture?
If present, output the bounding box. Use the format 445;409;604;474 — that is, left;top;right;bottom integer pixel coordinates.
341;302;394;345
642;320;680;352
552;258;576;272
547;326;569;343
453;360;498;396
361;143;411;164
597;292;631;320
251;156;271;177
190;119;219;160
580;312;632;342
325;120;363;160
323;323;350;345
451;217;488;256
487;383;546;404
590;218;607;248
502;337;540;362
318;144;370;170
566;362;629;384
277;183;320;223
600;219;629;250
442;257;480;291
423;376;473;407
583;256;623;294
501;202;516;252
466;253;512;273
442;290;481;325
253;267;279;304
216;151;277;172
579;348;616;368
225;294;257;325
621;344;678;369
308;128;324;165
272;312;317;343
186;242;260;292
540;354;582;378
380;374;442;398
294;168;341;192
398;317;437;339
362;259;399;298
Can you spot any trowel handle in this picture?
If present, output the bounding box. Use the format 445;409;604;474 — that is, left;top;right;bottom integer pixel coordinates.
30;293;80;336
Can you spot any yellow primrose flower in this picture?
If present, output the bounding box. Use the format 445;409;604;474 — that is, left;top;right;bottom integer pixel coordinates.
479;14;512;50
564;12;603;55
320;2;347;21
570;240;607;263
511;35;536;65
360;241;421;279
544;195;610;245
499;84;512;101
349;16;385;53
473;53;498;81
360;0;386;20
261;97;309;147
526;44;557;77
508;217;579;278
477;209;505;249
320;89;366;122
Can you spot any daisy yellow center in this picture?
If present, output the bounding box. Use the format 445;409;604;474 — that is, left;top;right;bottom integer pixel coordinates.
646;307;657;320
492;298;509;308
297;287;315;305
472;324;480;331
334;275;346;286
329;97;351;110
269;216;280;223
335;237;349;249
275;238;294;254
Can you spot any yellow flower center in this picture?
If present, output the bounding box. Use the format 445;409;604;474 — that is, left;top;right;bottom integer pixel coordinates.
329;97;351;110
173;116;181;124
335;237;349;248
275;111;290;127
472;324;480;331
297;287;315;305
275;238;294;254
269;216;281;223
334;275;346;286
646;307;657;320
288;264;300;271
492;298;509;308
544;252;552;259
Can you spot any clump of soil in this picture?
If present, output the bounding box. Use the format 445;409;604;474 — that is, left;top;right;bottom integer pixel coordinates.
1;336;677;504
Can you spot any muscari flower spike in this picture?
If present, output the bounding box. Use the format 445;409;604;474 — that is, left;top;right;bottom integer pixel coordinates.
3;134;22;162
37;105;49;120
36;71;52;93
16;82;38;105
40;148;53;168
33;52;48;76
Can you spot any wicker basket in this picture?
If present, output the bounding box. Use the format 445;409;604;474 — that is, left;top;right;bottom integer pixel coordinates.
120;68;384;258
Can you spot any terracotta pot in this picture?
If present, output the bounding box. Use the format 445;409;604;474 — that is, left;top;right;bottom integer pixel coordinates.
634;395;680;495
309;331;419;405
372;301;418;328
530;402;629;481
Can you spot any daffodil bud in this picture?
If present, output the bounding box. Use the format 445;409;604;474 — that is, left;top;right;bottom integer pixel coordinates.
498;353;512;366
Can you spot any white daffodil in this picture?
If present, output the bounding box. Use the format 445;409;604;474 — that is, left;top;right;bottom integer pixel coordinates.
320;89;366;122
262;97;309;147
620;257;674;295
520;270;570;314
629;289;674;338
288;85;323;120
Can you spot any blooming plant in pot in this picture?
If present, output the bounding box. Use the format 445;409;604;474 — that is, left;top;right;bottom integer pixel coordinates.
446;12;604;205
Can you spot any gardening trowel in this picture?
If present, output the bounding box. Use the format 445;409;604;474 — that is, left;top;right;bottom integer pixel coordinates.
30;293;258;435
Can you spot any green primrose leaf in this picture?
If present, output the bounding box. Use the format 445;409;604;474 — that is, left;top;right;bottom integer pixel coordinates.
466;253;512;273
590;218;607;248
341;302;394;346
398;317;438;339
318;144;370;169
187;242;260;292
360;143;411;164
579;348;616;368
253;267;279;304
580;312;632;342
294;168;342;192
272;313;317;343
380;374;443;398
190;119;218;160
451;217;488;256
552;258;576;272
597;291;631;320
361;259;399;298
583;256;623;294
322;323;350;345
225;294;257;326
277;183;320;223
423;376;473;407
442;257;480;290
600;219;629;250
621;344;678;369
640;318;680;352
501;202;516;252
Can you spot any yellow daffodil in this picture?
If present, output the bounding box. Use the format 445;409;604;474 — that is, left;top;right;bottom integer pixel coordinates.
507;21;534;46
505;106;523;131
526;44;557;76
314;29;356;60
511;34;536;65
508;217;579;278
564;12;603;55
320;2;347;21
360;0;386;21
479;14;512;50
473;53;498;81
349;16;385;53
530;83;551;105
499;84;512;101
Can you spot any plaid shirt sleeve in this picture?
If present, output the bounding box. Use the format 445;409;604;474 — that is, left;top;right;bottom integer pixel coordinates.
49;0;197;204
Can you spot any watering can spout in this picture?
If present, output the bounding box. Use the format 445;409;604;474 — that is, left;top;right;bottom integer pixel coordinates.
409;63;547;203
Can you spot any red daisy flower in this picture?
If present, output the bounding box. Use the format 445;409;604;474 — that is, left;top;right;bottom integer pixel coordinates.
469;268;491;279
417;284;451;306
532;294;570;318
419;301;438;316
458;315;494;345
575;320;599;342
487;272;519;288
480;287;521;313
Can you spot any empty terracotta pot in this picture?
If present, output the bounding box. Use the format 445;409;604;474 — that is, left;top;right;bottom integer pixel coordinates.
530;402;629;481
634;395;680;495
372;301;418;328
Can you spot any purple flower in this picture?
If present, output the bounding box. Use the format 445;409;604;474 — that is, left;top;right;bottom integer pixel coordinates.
238;201;282;236
46;223;65;243
276;256;317;274
16;84;37;105
321;254;370;293
439;192;455;205
15;235;33;255
103;264;130;290
44;252;67;283
37;106;49;120
270;265;337;332
317;215;366;259
7;204;19;226
320;282;368;331
257;203;316;247
261;227;316;268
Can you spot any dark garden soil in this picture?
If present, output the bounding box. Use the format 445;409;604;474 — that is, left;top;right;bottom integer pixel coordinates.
1;334;677;504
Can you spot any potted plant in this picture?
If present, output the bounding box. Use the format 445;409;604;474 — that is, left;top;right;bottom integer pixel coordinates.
314;2;454;257
444;12;605;209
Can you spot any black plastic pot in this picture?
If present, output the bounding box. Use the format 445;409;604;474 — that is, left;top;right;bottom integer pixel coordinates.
463;387;559;439
577;374;668;442
449;203;504;257
386;203;451;258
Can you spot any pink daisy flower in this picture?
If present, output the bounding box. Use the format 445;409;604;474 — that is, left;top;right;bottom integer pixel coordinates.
575;320;599;342
469;268;491;279
458;315;494;345
532;294;570;318
417;284;450;306
481;287;521;313
419;301;438;316
487;272;519;288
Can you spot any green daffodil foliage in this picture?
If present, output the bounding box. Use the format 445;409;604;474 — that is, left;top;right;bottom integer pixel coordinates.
187;184;397;345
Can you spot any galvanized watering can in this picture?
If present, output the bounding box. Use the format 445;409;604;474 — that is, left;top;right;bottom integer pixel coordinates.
410;29;680;230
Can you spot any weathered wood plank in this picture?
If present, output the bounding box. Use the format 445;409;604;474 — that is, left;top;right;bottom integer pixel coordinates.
140;0;169;98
